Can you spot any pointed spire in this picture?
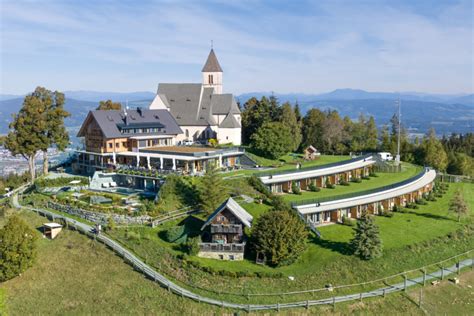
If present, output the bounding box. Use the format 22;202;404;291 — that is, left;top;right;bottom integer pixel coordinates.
202;48;223;72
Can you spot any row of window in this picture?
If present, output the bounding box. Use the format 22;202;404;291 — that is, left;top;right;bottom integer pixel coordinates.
120;127;162;134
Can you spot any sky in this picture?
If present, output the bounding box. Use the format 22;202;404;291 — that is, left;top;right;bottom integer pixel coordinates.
0;0;473;95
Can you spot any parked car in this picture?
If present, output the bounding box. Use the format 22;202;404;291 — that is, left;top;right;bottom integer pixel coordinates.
377;152;393;161
183;140;194;146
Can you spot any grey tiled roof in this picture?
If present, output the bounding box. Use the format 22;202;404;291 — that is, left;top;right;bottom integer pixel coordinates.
156;83;240;126
202;49;223;72
219;113;241;128
77;109;182;139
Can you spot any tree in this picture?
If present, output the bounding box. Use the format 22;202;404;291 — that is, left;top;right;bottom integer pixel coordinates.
97;100;122;110
279;102;302;151
250;122;293;159
321;110;344;154
301;108;325;150
241;97;272;145
350;210;382;260
380;125;391;152
5;91;49;181
251;210;308;266
294;102;302;122
365;116;378;151
448;189;469;222
38;87;70;175
198;163;228;214
421;128;448;171
0;215;38;282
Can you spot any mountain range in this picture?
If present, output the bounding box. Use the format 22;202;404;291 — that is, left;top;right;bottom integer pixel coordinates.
0;89;472;137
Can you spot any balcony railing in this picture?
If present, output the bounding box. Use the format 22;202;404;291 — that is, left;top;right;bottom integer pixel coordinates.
199;243;245;253
210;224;242;234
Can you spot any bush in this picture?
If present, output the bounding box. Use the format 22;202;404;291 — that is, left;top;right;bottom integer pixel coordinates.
35;176;89;188
248;175;271;198
342;216;355;226
392;205;401;212
308;181;319;192
291;182;301;195
326;183;336;189
126;231;141;242
165;225;185;243
186;236;201;255
351;177;362;183
369;172;378;177
0;215;38;282
340;180;350;186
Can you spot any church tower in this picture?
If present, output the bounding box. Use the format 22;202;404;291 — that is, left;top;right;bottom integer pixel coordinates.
202;49;223;94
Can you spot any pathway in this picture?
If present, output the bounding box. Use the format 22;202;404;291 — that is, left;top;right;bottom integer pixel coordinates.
12;191;473;312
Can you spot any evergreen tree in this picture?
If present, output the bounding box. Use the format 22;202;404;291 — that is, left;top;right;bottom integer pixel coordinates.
198;163;228;214
365;116;378;151
40;87;70;175
301;108;325;150
380;125;391;152
421;128;448;171
448;189;469;222
279;102;302;151
97;99;122;110
6;91;49;181
350;210;382;260
0;215;38;282
241;97;271;145
250;122;293;159
251;210;308;266
294;102;302;122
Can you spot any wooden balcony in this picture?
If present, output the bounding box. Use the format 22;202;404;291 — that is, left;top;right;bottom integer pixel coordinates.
199;243;245;253
210;224;242;234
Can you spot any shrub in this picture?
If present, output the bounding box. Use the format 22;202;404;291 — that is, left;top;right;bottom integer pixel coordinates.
326;183;336;189
351;178;362;183
291;182;301;195
35;176;88;188
342;216;356;226
308;181;319;192
248;175;271;198
126;231;141;242
392;205;401;212
369;171;378;177
0;215;38;282
340;180;350;186
186;236;201;256
361;175;370;180
165;225;185;243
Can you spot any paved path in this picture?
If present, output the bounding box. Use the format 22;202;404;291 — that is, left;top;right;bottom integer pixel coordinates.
12;191;473;312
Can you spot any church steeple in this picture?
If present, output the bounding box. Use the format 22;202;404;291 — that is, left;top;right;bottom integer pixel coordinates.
202;48;223;94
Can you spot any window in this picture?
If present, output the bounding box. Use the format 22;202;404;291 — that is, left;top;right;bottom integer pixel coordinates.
229;255;235;261
108;143;113;148
115;142;119;148
122;142;127;147
218;255;224;260
208;74;214;84
185;129;189;137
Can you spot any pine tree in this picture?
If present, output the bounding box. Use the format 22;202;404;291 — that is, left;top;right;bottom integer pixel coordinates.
350;210;382;260
366;116;378;151
279;102;302;151
422;128;448;171
198;163;228;214
380;125;391;152
449;189;469;222
0;215;38;282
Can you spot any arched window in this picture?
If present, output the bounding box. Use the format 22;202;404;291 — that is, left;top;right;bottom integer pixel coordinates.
208;74;214;84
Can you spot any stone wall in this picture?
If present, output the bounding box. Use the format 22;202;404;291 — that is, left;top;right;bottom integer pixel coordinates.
197;251;244;261
47;201;151;226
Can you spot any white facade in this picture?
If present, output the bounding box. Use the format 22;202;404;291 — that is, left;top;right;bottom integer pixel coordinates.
218;127;242;145
202;71;223;94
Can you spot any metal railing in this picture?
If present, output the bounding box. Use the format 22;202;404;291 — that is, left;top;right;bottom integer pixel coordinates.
210;224;242;234
257;154;373;177
291;168;429;207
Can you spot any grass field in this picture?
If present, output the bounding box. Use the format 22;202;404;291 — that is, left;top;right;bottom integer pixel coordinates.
1;209;472;314
104;182;474;304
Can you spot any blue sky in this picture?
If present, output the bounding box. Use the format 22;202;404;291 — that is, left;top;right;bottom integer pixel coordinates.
0;0;472;95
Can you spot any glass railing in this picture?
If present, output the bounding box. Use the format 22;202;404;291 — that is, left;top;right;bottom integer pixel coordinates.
257;154;373;178
291;168;429;207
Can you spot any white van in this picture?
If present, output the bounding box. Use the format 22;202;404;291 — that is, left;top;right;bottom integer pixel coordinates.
377;152;393;161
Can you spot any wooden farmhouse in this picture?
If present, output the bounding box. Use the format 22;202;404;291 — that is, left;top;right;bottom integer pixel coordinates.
198;198;253;261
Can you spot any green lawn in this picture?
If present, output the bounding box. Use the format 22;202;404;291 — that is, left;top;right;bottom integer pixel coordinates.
282;162;423;203
2;210;473;314
105;182;474;304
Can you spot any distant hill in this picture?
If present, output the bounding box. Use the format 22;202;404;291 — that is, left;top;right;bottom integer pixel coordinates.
63;91;155;102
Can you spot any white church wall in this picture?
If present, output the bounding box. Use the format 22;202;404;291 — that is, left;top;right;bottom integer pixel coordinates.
218;127;241;145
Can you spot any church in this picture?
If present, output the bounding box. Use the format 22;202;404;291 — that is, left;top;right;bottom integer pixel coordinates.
149;49;242;145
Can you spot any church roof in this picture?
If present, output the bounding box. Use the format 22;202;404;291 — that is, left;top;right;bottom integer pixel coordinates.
156;83;240;126
219;113;241;128
202;49;223;72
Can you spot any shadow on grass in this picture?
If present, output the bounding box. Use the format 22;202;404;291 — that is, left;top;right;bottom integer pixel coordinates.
404;210;454;222
157;215;204;243
310;234;353;256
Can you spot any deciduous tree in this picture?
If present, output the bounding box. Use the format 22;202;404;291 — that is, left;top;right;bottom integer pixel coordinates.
421;128;448;171
449;189;469;222
251;210;308;266
250;122;293;159
97;100;122;110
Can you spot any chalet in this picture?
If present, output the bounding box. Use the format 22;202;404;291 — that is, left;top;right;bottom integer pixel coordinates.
198;198;253;261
